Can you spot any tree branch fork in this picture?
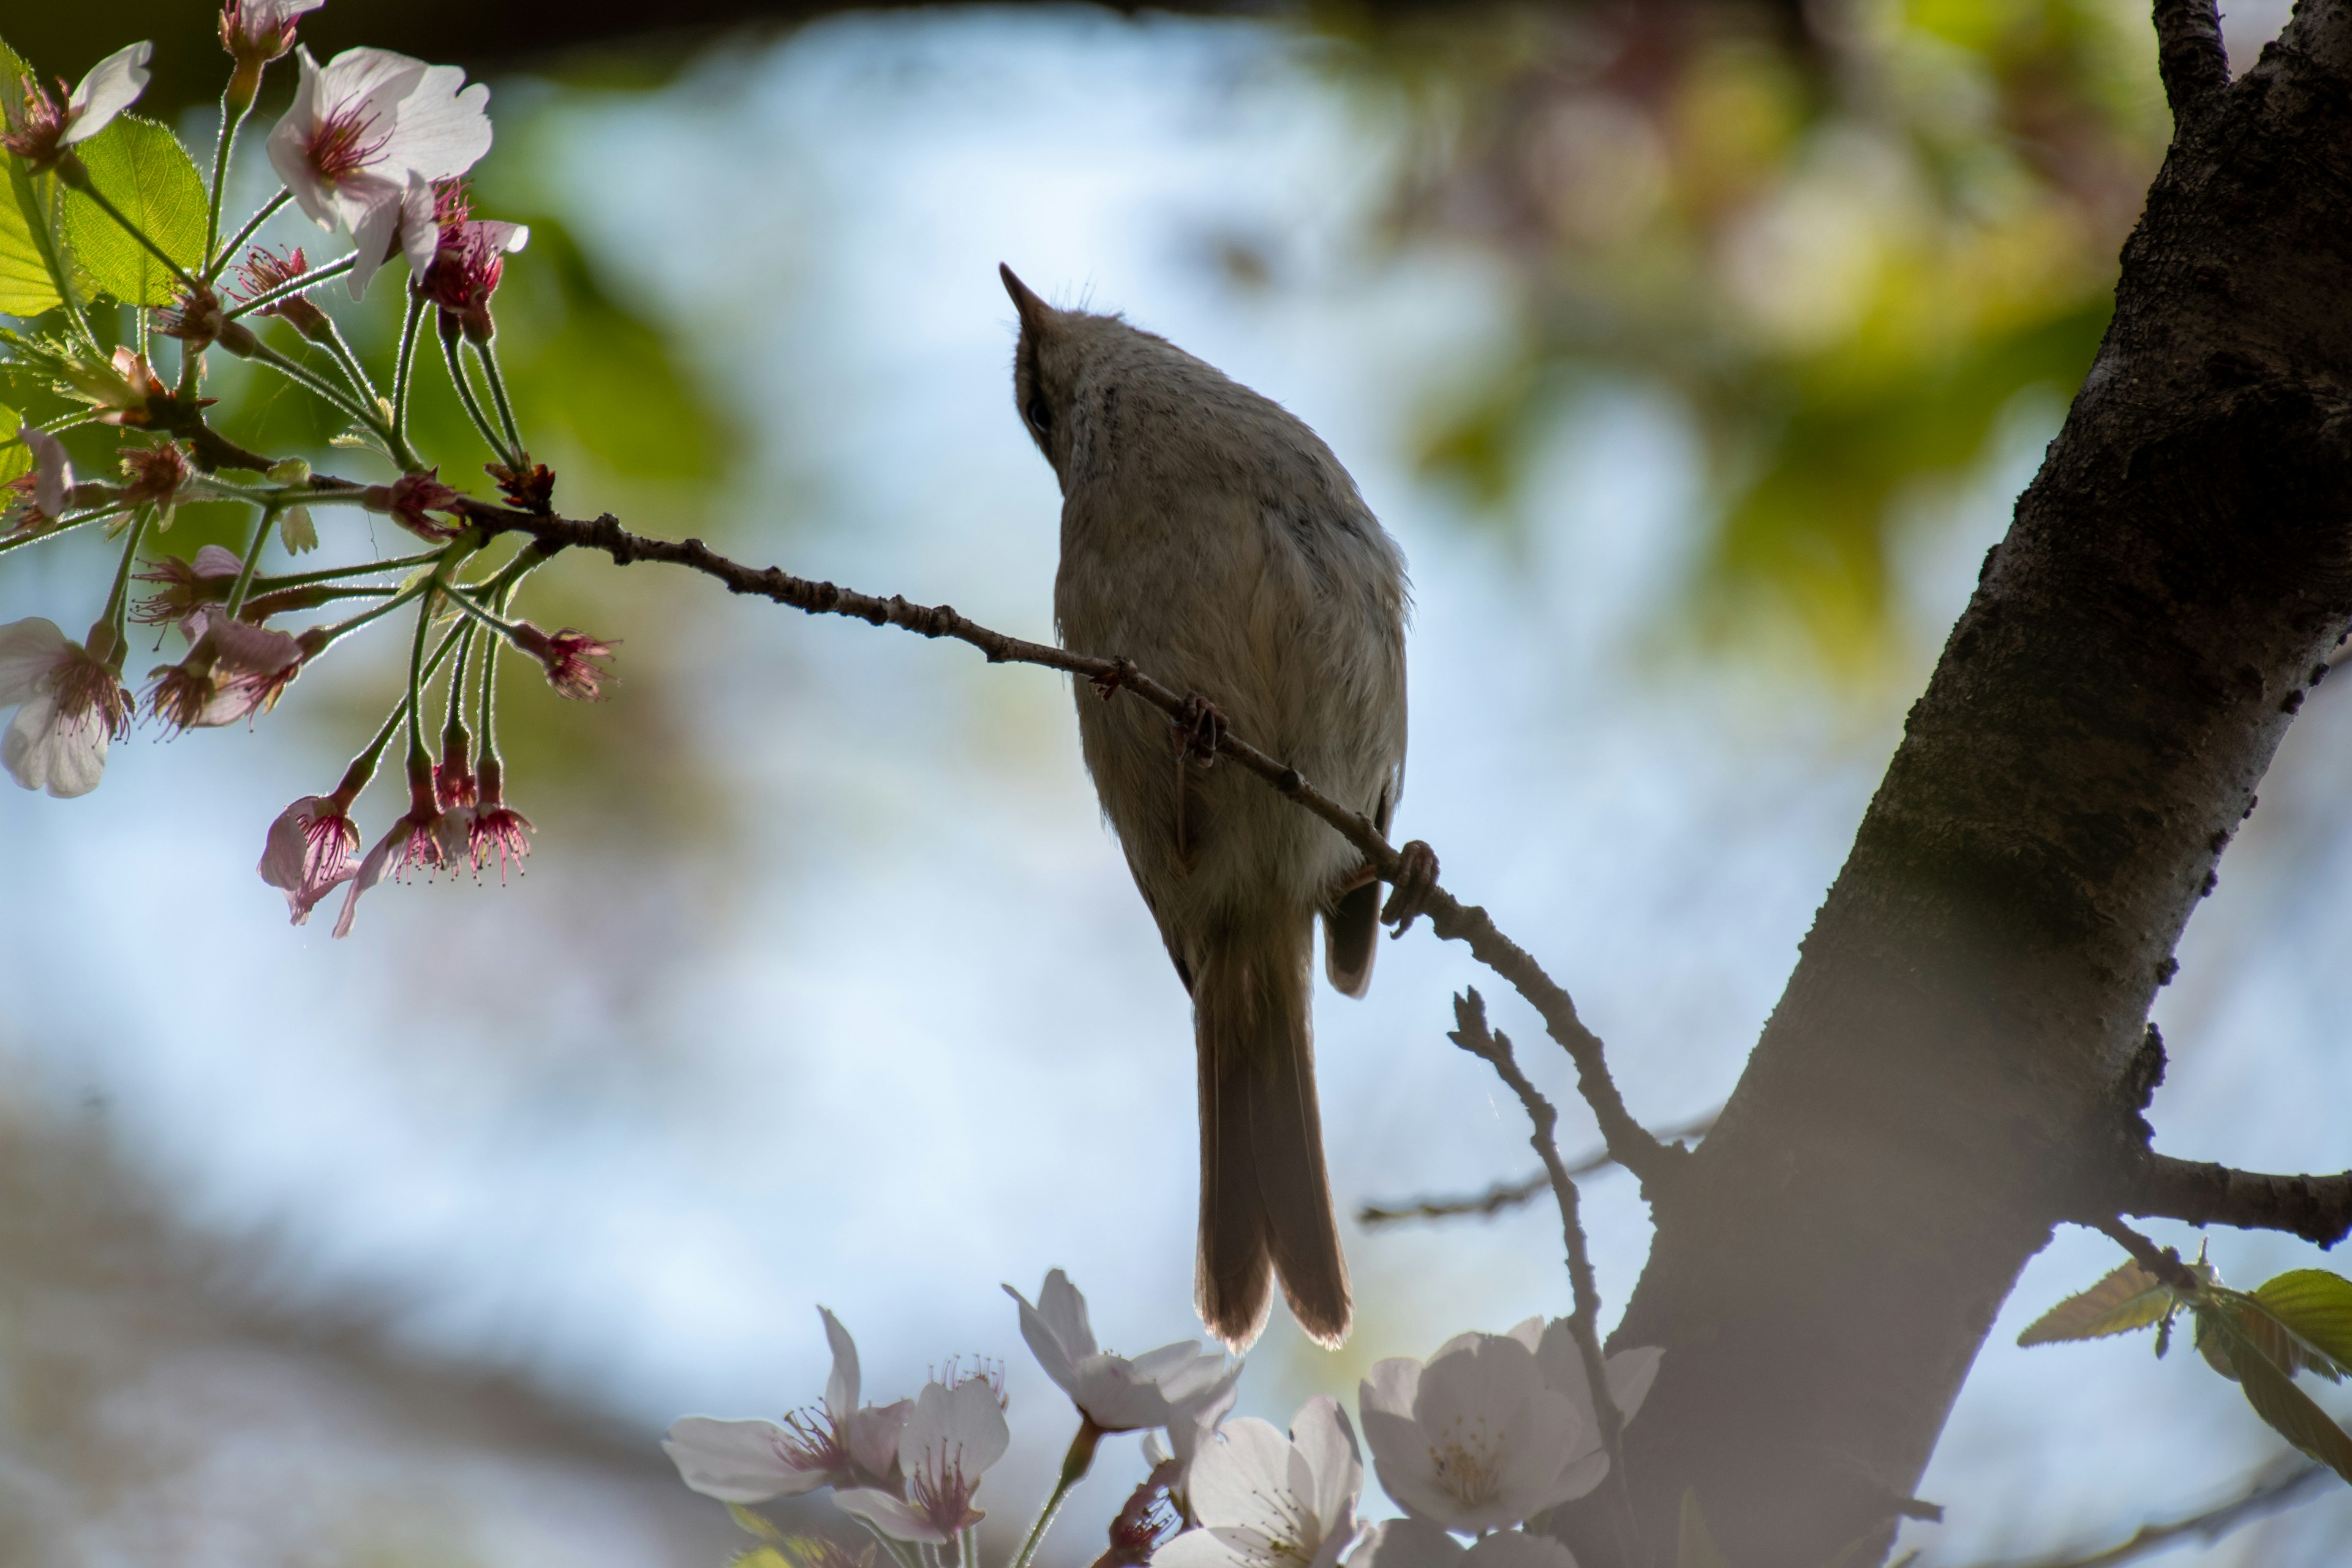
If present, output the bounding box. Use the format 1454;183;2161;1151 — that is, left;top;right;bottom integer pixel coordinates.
459;499;2350;1253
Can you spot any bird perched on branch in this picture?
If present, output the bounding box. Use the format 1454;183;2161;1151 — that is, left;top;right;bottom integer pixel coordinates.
1001;264;1410;1350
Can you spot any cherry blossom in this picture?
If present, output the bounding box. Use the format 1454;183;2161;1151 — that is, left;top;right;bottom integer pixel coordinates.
1357;1330;1597;1534
1346;1521;1575;1568
834;1374;1012;1544
130;545;244;631
468;757;533;882
664;1306;914;1504
360;467;460;538
510;622;617;701
230;245;332;337
418;183;528;342
0;618;129;798
331;772;461;938
221;0;326;69
1008;1268;1237;1434
0;42;152;172
265;46;493;298
258;791;361;924
1510;1316;1661;1499
1155;1397;1364;1568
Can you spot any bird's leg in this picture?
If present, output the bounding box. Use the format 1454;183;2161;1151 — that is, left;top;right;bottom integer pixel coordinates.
1380;840;1441;937
1169;693;1227;873
1088;657;1133;701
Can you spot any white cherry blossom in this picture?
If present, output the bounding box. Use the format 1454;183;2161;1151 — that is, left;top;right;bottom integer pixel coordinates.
1357;1330;1596;1534
264;46;492;298
1510;1316;1662;1496
1347;1521;1576;1568
0;617;127;798
0;42;151;170
1008;1268;1236;1433
1156;1396;1364;1568
663;1306;912;1504
835;1373;1011;1543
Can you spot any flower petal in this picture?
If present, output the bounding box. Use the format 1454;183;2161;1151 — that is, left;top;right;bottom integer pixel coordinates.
264;50;336;225
0;617;68;705
1291;1395;1362;1540
62;42;153;146
1006;1278;1079;1395
661;1415;798;1504
1186;1417;1293;1532
849;1398;912;1480
3;691;107;797
836;1487;949;1545
23;426;72;517
385;65;492;180
1346;1519;1463;1568
1460;1534;1577;1568
820;1304;861;1417
331;824;398;938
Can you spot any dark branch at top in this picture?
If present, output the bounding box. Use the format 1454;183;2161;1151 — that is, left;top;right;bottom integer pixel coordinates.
455;501;1684;1189
2153;0;2229;130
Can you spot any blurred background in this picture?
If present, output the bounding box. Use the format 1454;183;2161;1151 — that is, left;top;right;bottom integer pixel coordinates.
2;1;2348;1562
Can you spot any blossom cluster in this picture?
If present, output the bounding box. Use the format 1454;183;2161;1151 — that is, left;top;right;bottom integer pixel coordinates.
0;4;608;937
666;1272;1659;1568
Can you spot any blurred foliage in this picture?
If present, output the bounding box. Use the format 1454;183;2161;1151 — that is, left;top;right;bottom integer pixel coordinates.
1324;0;2169;669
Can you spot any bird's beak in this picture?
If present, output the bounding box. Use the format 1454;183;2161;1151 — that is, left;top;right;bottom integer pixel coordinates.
1000;263;1049;332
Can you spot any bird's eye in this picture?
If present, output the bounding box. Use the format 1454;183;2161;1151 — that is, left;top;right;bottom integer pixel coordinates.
1025;394;1052;434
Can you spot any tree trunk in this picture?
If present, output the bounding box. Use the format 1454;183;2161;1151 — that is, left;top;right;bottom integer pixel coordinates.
1581;7;2352;1562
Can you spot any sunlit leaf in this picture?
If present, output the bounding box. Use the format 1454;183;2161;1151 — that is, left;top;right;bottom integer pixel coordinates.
2198;1301;2352;1483
1678;1488;1735;1568
725;1502;782;1542
2253;1270;2352;1381
2017;1259;2177;1346
60;114;205;306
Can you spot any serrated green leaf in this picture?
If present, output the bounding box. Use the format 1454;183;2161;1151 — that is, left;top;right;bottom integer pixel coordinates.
60;115;205;306
1678;1488;1735;1568
2018;1259;2178;1346
2253;1270;2352;1381
2199;1302;2352;1483
0;40;69;319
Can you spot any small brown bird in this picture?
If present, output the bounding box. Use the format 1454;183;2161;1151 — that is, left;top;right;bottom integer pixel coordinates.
1003;265;1409;1349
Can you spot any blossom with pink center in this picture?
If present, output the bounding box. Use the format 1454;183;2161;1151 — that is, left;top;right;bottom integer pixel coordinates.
468;758;533;883
332;774;459;938
361;467;461;539
0;43;151;173
146;618;304;734
834;1374;1011;1544
4;426;75;534
229;244;332;337
258;791;361;924
665;1308;914;1504
1156;1398;1365;1568
221;0;326;69
510;622;616;701
1009;1268;1237;1437
0;617;130;798
130;544;243;630
118;441;192;508
418;183;528;343
153;281;258;356
265;47;493;299
434;733;476;810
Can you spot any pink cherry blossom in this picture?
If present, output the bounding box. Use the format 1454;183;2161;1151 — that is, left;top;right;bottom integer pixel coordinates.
360;467;461;539
221;0;326;67
834;1374;1011;1544
0;42;151;172
265;47;493;298
510;622;617;701
4;426;75;535
468;757;533;883
664;1308;914;1504
258;791;361;924
332;774;455;939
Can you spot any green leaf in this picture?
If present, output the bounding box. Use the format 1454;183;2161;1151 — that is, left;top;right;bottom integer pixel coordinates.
2253;1270;2352;1380
1678;1488;1735;1568
0;401;24;485
725;1503;781;1543
2198;1301;2352;1483
60;115;205;305
2018;1259;2177;1346
0;40;66;318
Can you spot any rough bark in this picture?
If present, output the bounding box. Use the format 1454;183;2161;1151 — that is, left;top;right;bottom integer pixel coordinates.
1577;7;2352;1562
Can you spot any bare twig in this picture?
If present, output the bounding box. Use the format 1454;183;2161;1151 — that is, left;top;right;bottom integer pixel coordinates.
1446;987;1640;1561
2125;1155;2352;1248
1951;1455;2328;1568
2088;1216;2201;1294
1358;1109;1719;1227
459;502;1681;1188
2153;0;2230;132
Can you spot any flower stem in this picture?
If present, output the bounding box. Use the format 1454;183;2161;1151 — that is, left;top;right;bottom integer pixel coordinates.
242;336;385;435
206;187;291;282
856;1521;924;1568
337;619;467;802
442;622;475;747
474;337;526;459
439;322;518;468
203;91;255;266
96;509;154;662
68;177;203;294
222;506;279;622
391;292;427;462
1009;1420;1101;1568
224;252;355;318
958;1525;978;1568
0;505;132;557
316;318;384;412
253;549;442;594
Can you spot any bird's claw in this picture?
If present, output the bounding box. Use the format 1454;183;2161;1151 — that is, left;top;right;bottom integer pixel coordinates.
1172;692;1227;768
1381;840;1441;937
1090;658;1133;701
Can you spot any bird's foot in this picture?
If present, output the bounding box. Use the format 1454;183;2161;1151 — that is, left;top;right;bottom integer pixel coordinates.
1381;840;1441;937
1172;692;1227;769
1089;657;1134;701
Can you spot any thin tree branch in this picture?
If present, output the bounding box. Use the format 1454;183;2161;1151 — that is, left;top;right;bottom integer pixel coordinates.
1358;1110;1719;1227
1446;987;1641;1562
2087;1216;2201;1294
1952;1455;2329;1568
2153;0;2228;130
458;502;1683;1189
2124;1155;2352;1248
